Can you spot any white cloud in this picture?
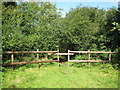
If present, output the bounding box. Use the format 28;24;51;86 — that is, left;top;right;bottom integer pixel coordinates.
61;13;66;18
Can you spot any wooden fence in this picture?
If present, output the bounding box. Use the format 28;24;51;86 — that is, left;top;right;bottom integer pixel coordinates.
3;50;60;66
3;50;118;67
68;50;118;67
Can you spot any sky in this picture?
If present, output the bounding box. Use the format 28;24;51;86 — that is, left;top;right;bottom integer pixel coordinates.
17;0;119;17
54;2;119;17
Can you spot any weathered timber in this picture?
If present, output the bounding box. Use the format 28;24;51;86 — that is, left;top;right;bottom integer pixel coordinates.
4;51;58;54
55;53;74;55
2;60;59;66
88;50;91;65
109;53;112;61
48;53;55;55
37;49;39;60
48;53;74;55
69;51;118;54
57;50;60;67
68;50;70;67
69;51;90;53
68;60;109;62
88;51;117;54
11;54;14;62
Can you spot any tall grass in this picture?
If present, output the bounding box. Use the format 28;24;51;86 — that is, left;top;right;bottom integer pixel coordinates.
2;63;118;88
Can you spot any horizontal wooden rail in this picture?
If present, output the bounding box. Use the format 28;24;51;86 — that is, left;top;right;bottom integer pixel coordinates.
69;51;117;54
3;60;59;66
55;53;74;55
3;51;58;54
48;53;74;55
68;60;109;63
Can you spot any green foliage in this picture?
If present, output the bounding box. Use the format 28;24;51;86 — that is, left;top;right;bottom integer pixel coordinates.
2;2;120;66
70;62;88;67
2;3;119;88
72;54;88;60
57;7;113;52
2;65;118;88
2;2;61;51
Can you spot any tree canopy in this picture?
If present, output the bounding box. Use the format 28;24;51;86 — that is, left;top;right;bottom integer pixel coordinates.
2;2;120;64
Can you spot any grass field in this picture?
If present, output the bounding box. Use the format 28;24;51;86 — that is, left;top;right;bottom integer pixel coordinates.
2;63;118;88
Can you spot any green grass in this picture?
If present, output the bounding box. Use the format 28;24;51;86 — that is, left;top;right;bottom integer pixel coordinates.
2;63;118;88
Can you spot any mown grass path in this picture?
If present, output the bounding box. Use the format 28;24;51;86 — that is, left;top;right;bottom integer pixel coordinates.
2;64;118;88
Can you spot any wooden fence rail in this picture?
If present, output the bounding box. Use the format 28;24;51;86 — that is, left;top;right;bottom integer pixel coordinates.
69;51;117;54
3;51;58;54
2;60;59;66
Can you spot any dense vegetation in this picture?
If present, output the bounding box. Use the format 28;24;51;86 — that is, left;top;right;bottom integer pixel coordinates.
2;63;118;88
2;1;119;89
2;2;120;64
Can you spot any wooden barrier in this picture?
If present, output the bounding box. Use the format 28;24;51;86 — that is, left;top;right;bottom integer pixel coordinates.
68;50;118;67
3;50;118;67
3;50;59;66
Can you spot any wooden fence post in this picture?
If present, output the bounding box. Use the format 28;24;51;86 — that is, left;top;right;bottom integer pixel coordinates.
11;54;14;63
68;50;70;67
37;49;39;61
109;51;112;62
88;49;90;66
37;49;40;68
57;50;60;67
11;50;14;63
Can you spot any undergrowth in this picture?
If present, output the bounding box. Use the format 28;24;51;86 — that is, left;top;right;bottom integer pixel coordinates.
2;63;118;88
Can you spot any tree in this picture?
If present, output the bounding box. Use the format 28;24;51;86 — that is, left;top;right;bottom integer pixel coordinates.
58;7;107;52
2;2;61;51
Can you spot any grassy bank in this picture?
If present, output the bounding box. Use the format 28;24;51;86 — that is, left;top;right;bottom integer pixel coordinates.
2;63;118;88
